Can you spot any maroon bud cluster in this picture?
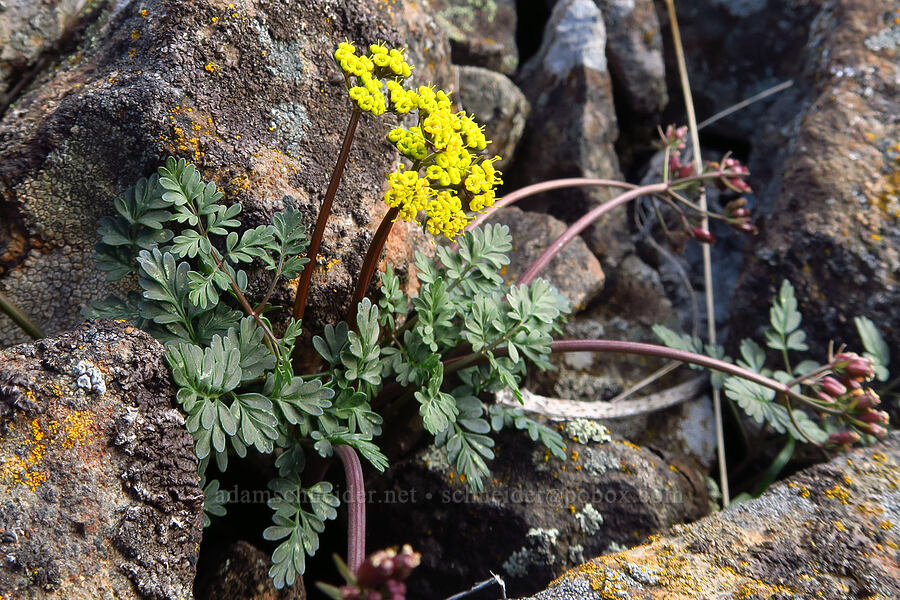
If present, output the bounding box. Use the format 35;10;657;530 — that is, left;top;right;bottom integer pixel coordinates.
826;431;861;450
660;124;688;149
709;157;752;193
805;350;888;447
832;352;875;382
668;152;695;179
338;545;421;600
724;198;758;234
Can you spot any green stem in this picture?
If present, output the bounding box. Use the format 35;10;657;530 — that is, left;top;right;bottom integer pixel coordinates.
292;108;362;329
0;290;45;340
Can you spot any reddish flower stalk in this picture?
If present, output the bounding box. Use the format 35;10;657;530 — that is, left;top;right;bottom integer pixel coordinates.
347;206;400;324
335;444;366;573
517;171;737;286
465;177;638;232
292;109;362;346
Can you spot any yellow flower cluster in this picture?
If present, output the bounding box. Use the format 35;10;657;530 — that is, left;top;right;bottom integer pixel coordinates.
334;42;503;240
334;42;413;116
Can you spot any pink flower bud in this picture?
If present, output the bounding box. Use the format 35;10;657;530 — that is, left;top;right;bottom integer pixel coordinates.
691;227;715;244
393;545;421;579
386;579;407;600
677;165;695;178
851;389;881;410
833;352;875;381
341;586;361;600
860;423;887;438
858;409;889;425
820;376;847;398
827;431;860;446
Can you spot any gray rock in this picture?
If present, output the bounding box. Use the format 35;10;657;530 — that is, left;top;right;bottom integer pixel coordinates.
524;432;900;600
725;0;900;379
0;0;456;347
485;206;605;311
366;428;710;599
431;0;519;74
0;320;202;599
0;0;108;100
457;65;529;172
510;0;625;260
598;0;667;113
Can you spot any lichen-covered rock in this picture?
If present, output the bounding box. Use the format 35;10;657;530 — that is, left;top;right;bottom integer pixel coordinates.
525;432;900;600
726;0;900;372
486;206;605;311
599;0;667;113
0;0;110;99
457;65;529;172
197;541;304;600
366;428;710;599
430;0;518;74
0;0;456;346
0;320;202;599
525;250;718;469
508;0;625;260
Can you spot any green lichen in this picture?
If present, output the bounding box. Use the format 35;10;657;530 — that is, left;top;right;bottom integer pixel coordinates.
575;503;604;535
565;419;612;444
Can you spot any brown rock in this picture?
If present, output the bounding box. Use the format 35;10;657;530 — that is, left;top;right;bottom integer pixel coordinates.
0;320;202;599
486;206;605;311
0;0;456;347
457;65;530;172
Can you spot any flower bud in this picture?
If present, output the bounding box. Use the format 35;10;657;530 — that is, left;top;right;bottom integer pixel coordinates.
341;586;361;600
386;580;407;600
827;431;860;447
838;376;862;390
858;409;889;425
356;550;396;588
820;376;847;398
815;391;836;404
833;352;875;381
691;227;715;244
676;165;695;178
860;423;887;438
725;197;748;212
735;222;758;234
393;545;421;580
859;389;881;409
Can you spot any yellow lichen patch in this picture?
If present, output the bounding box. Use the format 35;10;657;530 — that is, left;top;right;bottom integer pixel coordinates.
879;521;893;530
60;412;95;449
1;411;96;492
1;418;49;491
204;61;218;73
823;484;851;504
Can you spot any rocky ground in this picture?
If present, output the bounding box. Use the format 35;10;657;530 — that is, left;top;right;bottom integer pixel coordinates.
0;0;898;599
